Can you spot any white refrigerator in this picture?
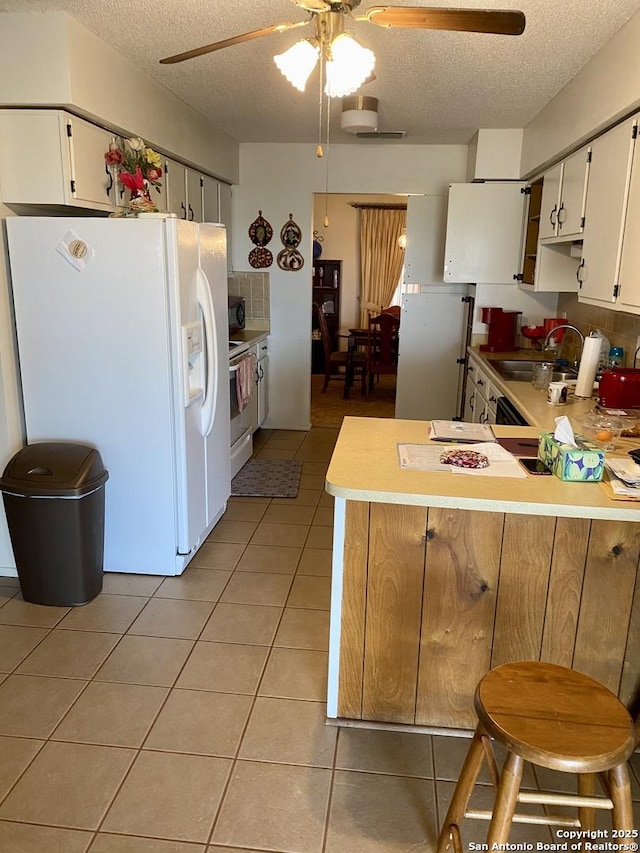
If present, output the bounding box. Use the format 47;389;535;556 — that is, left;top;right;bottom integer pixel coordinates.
395;286;473;421
6;216;230;575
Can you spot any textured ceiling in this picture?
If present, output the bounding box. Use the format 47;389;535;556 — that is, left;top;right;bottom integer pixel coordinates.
2;0;640;144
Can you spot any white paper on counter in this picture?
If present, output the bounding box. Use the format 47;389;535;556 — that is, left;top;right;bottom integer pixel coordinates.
397;443;527;478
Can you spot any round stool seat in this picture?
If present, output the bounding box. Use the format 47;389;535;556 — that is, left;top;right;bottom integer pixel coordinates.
474;661;636;774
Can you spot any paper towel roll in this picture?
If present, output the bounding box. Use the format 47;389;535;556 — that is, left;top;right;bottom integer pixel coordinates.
575;335;600;397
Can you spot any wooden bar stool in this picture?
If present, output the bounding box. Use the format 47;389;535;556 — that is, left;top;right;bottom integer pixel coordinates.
437;661;636;853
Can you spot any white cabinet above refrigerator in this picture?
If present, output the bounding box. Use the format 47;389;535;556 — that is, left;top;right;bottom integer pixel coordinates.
443;182;527;283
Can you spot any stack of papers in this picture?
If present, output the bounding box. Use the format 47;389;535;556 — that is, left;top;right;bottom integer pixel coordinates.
429;421;496;443
604;458;640;497
398;442;527;478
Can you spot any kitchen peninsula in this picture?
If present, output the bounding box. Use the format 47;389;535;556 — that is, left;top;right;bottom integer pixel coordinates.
325;417;640;733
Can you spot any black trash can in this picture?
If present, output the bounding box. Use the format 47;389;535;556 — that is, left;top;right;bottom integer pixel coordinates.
0;443;109;606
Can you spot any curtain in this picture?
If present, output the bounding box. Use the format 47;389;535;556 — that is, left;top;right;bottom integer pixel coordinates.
359;207;407;327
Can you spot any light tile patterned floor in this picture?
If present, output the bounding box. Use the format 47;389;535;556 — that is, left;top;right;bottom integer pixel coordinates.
0;426;638;852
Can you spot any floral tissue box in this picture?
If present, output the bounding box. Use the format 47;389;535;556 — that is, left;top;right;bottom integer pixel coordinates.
538;432;604;482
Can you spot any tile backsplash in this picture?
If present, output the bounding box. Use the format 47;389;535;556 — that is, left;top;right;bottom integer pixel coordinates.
558;293;640;367
228;271;270;330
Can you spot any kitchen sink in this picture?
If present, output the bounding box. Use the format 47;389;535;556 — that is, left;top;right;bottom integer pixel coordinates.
489;359;578;383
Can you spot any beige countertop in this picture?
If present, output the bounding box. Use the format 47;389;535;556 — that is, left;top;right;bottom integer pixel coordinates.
230;329;269;346
325;417;640;521
470;346;598;431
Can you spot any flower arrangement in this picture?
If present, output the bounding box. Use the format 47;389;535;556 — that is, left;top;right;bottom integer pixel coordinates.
104;137;163;212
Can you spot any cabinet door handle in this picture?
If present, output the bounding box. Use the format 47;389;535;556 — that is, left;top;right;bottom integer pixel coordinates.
549;204;558;227
180;202;187;220
105;164;113;198
477;377;484;386
576;258;585;288
259;365;264;379
557;202;566;227
188;204;194;221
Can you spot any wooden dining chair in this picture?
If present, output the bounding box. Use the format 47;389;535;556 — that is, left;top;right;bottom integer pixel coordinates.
315;303;366;394
365;312;399;400
381;305;401;320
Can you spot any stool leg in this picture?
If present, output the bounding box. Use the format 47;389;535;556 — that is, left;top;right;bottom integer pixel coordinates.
577;773;596;831
609;763;634;831
436;726;487;853
486;751;524;847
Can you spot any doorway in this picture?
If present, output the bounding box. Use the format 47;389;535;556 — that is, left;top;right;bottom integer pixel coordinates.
310;192;406;426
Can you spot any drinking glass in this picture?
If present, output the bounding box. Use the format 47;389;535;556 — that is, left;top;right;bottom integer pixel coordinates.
532;362;553;390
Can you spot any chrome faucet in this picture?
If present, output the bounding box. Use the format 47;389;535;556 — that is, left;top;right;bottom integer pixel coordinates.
543;324;585;350
543;324;585;370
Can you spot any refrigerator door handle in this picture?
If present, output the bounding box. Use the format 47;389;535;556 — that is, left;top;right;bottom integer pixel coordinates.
197;268;218;438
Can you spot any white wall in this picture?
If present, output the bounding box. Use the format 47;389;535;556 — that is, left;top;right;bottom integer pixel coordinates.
522;10;640;175
0;13;239;183
235;143;468;430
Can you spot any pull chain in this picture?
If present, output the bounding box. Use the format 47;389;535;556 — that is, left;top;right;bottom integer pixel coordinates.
316;55;324;159
324;91;331;227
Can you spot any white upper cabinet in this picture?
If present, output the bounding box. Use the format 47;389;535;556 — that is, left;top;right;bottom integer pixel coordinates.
165;158;188;220
578;118;637;308
0;110;116;211
403;195;447;285
202;175;220;223
614;124;640;313
444;182;526;283
219;182;232;274
538;150;589;240
186;169;203;222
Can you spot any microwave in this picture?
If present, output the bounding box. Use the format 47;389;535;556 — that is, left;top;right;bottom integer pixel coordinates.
228;295;245;333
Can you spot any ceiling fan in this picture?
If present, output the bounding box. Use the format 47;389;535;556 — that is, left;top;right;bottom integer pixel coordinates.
159;2;526;70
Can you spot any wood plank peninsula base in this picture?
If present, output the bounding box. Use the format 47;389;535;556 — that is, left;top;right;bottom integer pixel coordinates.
325;418;640;733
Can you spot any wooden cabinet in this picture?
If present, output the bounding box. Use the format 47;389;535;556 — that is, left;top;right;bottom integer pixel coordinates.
333;500;640;729
538;150;589;240
0;110;117;211
443;182;527;283
312;260;341;353
578;118;637;308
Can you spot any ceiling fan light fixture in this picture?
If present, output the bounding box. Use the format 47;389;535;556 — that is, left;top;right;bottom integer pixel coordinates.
324;33;375;98
274;38;320;92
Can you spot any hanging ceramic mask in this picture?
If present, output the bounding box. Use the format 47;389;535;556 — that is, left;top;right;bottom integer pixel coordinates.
248;210;273;268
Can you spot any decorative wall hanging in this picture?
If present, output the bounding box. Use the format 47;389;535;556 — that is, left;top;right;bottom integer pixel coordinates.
312;230;324;260
248;210;273;269
277;214;304;272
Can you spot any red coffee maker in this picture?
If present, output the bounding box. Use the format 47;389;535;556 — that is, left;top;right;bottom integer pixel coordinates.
479;307;521;353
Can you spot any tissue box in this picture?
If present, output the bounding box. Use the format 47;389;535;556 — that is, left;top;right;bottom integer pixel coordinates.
538;433;605;482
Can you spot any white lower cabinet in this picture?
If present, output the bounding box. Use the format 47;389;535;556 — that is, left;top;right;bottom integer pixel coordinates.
256;339;269;427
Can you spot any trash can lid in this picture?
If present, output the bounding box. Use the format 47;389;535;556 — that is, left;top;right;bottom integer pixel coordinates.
0;442;109;497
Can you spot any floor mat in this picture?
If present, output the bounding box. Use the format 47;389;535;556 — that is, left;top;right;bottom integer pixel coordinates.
230;458;302;498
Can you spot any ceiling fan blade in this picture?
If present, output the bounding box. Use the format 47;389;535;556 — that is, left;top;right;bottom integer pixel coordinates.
289;0;331;10
360;7;526;36
160;20;308;64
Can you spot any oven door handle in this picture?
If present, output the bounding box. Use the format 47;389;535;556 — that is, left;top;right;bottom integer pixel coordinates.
229;364;240;373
